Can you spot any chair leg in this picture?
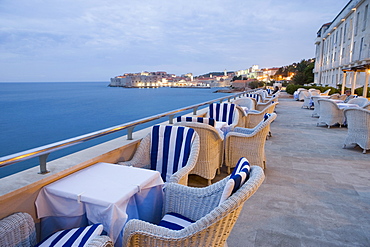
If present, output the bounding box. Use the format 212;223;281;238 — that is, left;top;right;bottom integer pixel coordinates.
363;149;367;154
208;179;212;186
227;166;231;174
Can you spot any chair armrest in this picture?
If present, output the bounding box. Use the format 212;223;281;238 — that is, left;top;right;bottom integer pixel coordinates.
232;127;257;136
117;134;151;168
87;235;114;247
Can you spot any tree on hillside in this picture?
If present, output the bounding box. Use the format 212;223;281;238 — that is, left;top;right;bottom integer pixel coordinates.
292;59;315;85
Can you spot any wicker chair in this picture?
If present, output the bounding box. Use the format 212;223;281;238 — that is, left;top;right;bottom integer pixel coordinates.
320;89;331;96
0;212;113;247
311;96;330;118
118;125;200;185
122;166;265;247
245;102;279;129
302;91;312;109
255;94;279;111
225;113;277;171
174;120;223;185
347;97;369;107
343;108;370;154
233;97;257;110
317;99;345;128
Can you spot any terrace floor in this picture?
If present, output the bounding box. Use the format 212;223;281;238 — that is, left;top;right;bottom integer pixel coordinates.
190;93;370;247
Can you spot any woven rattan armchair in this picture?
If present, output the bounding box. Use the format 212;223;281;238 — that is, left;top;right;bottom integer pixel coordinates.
0;212;113;247
245;102;279;129
317;99;345;128
118;125;200;185
302;91;312;109
174;121;223;185
343;108;370;154
225;113;277;171
122;166;265;247
347;97;369;107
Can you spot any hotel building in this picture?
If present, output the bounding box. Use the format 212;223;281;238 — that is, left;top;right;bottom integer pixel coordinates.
314;0;370;97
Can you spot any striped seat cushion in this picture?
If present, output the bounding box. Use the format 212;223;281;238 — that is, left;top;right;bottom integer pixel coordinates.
219;157;251;205
208;103;236;125
35;223;103;247
175;116;216;127
158;212;195;230
151;125;195;182
263;113;272;121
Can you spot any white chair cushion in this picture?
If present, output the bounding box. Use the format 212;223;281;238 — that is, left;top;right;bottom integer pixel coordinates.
35;223;103;247
158;212;195;230
219;157;251;205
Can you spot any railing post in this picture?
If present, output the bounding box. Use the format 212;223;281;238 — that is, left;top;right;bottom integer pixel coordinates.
193;107;198;115
127;127;135;140
38;154;50;174
168;115;174;124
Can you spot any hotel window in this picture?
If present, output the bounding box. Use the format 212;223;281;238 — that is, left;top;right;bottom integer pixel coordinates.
355;12;360;36
359;37;364;60
339;27;342;43
342;48;345;59
364;5;368;31
343;23;347;43
348;18;353;40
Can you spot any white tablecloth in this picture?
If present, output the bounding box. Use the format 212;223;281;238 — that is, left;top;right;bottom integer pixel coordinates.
337;103;359;109
35;162;164;246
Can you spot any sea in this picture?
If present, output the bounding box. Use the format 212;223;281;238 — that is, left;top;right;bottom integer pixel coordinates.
0;82;231;178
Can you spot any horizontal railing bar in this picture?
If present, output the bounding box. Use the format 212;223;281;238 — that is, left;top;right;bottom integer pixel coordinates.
0;89;254;168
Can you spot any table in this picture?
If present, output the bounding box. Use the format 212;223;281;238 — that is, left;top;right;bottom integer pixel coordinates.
35;162;164;246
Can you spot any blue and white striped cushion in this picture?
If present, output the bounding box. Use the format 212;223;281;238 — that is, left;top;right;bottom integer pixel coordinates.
150;125;195;182
245;93;260;102
266;88;272;94
219;157;251;205
158;212;195;230
208;103;236;125
263;113;272;121
35;223;103;247
175;116;216;127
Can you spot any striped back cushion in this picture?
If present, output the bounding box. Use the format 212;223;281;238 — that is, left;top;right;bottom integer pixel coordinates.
266;88;272;94
245;93;261;102
158;212;195;230
175;116;216;127
219;157;251;205
208;103;236;125
35;224;103;247
150;125;195;182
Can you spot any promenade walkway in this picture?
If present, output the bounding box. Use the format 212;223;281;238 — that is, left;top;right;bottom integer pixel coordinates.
226;94;370;246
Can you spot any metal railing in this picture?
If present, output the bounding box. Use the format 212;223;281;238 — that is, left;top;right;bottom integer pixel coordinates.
0;90;253;174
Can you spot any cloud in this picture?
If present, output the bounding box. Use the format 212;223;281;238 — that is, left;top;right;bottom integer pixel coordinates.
0;0;350;81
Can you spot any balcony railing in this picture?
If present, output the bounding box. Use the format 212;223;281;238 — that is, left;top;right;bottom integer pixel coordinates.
0;90;254;174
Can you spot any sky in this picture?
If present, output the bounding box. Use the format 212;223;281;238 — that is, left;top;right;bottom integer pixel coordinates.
0;0;350;82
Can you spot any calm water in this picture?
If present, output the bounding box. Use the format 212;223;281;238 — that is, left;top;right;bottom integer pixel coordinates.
0;82;230;177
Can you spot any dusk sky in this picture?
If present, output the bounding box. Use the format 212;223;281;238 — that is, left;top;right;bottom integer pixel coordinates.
1;0;350;82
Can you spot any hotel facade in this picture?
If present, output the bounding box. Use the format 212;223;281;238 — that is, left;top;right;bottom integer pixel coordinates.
314;0;370;97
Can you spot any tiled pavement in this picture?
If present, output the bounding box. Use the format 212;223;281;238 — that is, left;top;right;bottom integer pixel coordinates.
227;95;370;247
190;93;370;247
